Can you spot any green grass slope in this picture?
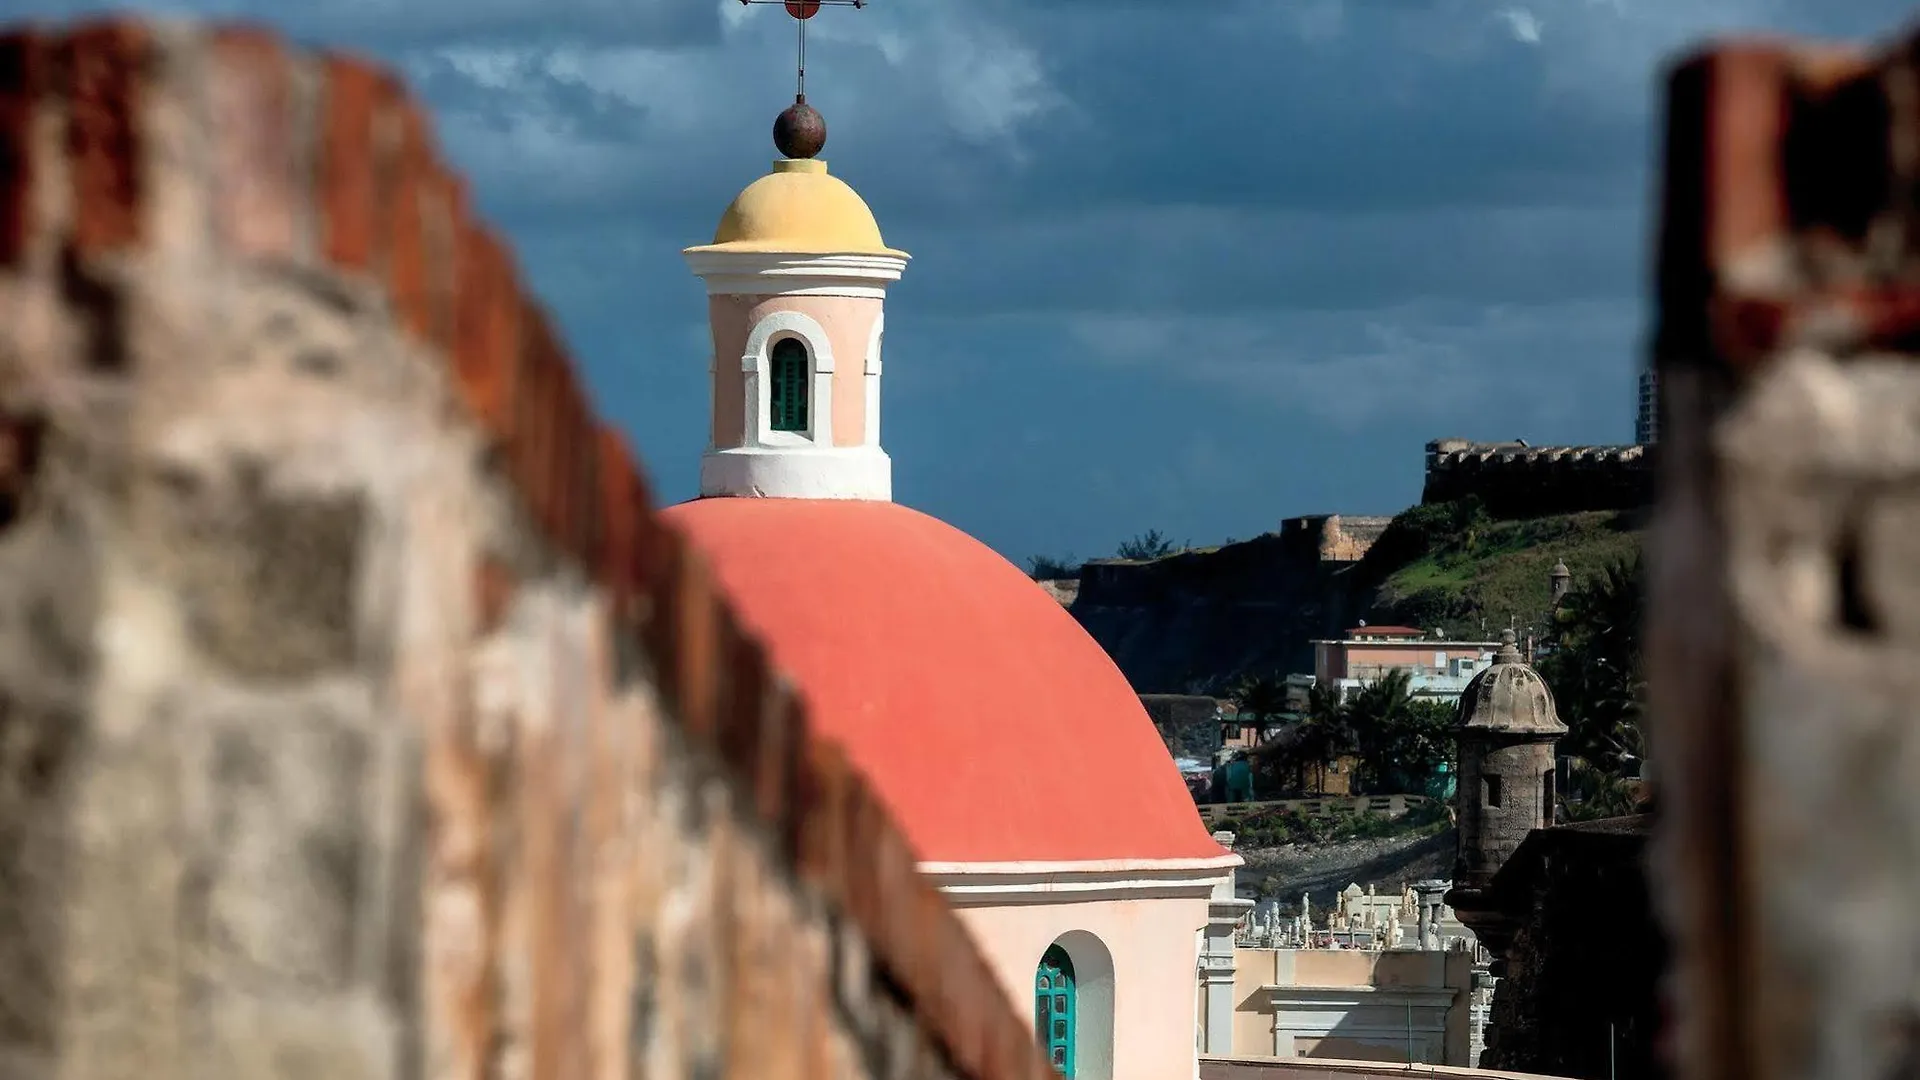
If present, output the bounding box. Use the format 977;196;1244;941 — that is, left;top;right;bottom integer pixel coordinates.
1354;500;1645;634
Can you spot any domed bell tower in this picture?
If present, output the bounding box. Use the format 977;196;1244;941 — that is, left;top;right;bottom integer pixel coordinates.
1446;629;1567;957
683;6;907;501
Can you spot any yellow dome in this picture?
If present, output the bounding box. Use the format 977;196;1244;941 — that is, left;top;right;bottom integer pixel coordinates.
685;159;905;257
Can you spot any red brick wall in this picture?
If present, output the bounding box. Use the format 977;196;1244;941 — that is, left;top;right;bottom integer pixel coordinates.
0;19;1051;1079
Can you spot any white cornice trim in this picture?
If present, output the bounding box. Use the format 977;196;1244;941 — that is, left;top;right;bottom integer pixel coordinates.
1266;985;1459;1006
918;853;1242;876
1208;897;1254;926
686;250;909;297
923;854;1241;906
699;444;891;501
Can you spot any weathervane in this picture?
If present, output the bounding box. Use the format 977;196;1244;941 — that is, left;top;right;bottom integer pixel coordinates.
737;0;868;159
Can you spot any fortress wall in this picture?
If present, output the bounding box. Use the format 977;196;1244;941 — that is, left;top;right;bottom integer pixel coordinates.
0;21;1050;1080
1315;515;1394;562
1421;441;1653;517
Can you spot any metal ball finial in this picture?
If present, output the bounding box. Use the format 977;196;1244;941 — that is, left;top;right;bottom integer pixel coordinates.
774;97;827;159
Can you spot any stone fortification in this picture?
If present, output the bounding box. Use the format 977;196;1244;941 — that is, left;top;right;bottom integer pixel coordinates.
1279;514;1395;563
1422;439;1652;517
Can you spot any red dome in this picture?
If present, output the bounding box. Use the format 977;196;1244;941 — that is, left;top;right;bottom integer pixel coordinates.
663;498;1230;866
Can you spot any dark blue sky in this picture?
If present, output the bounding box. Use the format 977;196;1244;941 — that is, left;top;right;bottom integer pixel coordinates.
19;0;1915;564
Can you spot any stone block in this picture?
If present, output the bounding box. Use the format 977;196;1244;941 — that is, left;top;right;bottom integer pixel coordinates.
1650;21;1920;1080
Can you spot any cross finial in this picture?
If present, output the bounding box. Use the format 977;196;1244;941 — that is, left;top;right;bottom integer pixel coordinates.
738;0;868;101
738;0;869;158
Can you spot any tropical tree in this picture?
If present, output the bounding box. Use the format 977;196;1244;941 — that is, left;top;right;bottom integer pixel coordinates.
1249;679;1358;796
1116;529;1181;560
1538;555;1648;812
1026;553;1079;580
1387;698;1458;793
1297;682;1355;764
1560;759;1643;821
1229;670;1290;741
1343;670;1457;793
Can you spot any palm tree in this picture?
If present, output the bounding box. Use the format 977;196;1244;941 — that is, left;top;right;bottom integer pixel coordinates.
1341;670;1457;794
1539;555;1648;816
1560;758;1642;821
1254;682;1353;796
1345;669;1409;790
1229;671;1290;742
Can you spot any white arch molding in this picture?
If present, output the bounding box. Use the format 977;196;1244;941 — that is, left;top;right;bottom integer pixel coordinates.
864;312;885;447
740;309;835;448
1046;930;1115;1080
700;306;891;500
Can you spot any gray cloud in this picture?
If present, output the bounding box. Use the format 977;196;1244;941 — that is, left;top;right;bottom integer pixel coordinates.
9;0;722;47
7;0;1912;558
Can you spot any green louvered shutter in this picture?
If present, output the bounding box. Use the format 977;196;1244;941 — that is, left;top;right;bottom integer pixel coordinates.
770;338;809;432
1034;945;1076;1076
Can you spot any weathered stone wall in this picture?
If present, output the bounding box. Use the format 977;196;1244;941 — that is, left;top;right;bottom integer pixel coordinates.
1035;577;1078;608
1478;820;1664;1080
1452;739;1555;892
1277;514;1393;563
1646;20;1920;1080
0;19;1051;1080
1422;440;1652;518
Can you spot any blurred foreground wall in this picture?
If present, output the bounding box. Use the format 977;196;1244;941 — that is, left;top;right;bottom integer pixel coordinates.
0;20;1051;1080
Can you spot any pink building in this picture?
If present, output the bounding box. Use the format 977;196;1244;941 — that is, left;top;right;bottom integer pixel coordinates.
1310;626;1504;704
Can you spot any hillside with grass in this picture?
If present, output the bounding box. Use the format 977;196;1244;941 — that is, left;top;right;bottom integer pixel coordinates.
1355;499;1647;634
1057;498;1646;695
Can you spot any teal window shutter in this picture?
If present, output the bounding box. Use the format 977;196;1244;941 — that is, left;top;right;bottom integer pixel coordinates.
1034;945;1076;1076
770;338;810;433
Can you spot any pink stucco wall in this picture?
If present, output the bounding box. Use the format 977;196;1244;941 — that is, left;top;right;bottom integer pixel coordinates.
951;893;1215;1080
705;293;881;448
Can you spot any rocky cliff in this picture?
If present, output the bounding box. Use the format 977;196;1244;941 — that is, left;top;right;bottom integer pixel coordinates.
1067;516;1381;694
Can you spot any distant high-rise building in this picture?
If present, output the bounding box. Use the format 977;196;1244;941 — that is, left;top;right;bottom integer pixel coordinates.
1635;368;1659;445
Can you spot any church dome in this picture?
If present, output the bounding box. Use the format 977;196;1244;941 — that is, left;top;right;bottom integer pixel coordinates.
684;158;905;257
1456;630;1568;736
662;497;1232;866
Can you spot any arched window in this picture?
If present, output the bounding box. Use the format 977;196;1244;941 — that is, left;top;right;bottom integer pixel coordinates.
1035;945;1077;1075
769;337;810;433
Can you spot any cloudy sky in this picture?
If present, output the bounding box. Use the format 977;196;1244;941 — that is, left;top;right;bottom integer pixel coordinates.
19;0;1916;564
